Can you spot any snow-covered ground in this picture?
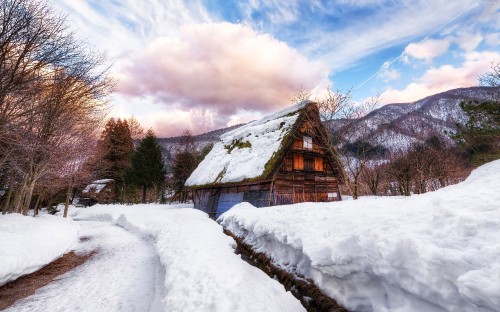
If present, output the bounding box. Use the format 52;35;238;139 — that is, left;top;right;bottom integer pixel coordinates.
68;204;304;312
0;214;79;286
7;220;165;312
220;160;500;312
3;204;303;311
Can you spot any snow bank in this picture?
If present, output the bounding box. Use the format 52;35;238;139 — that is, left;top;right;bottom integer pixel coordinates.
0;214;79;286
73;204;304;312
220;160;500;312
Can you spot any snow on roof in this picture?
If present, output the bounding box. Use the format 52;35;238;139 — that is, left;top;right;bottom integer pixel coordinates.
82;179;115;193
186;101;311;187
93;179;114;184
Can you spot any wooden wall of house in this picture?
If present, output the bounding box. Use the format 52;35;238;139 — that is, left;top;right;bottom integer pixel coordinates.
193;182;272;219
273;123;341;205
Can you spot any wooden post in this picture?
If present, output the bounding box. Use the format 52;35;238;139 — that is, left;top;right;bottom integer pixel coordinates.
268;181;274;206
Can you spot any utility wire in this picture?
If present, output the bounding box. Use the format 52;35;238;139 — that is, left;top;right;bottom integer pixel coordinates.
354;1;482;91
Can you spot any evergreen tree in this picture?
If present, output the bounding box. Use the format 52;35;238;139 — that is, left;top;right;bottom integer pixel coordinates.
129;129;166;203
453;100;500;166
172;150;198;202
94;118;134;202
171;138;213;203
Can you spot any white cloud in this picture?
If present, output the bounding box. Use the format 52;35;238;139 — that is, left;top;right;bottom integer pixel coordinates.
240;0;301;25
118;22;329;135
455;31;483;51
50;0;213;62
404;38;451;62
310;0;479;70
378;61;401;82
485;33;500;47
379;50;500;103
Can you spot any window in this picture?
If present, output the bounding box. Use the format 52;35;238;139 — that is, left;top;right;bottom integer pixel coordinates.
303;136;312;149
327;192;337;200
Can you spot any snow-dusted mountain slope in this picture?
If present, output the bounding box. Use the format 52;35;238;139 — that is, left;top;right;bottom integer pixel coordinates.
338;86;499;150
159;86;499;155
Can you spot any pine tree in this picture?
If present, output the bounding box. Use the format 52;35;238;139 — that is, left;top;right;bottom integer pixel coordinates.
453;100;500;166
93;118;134;202
172;150;198;202
129;129;166;203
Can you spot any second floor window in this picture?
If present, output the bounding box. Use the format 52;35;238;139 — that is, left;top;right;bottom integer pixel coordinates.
303;136;312;149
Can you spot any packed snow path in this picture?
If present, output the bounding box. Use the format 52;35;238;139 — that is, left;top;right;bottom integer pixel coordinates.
6;221;165;312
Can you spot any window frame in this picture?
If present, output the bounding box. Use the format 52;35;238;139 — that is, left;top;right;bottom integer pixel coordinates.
303;135;313;150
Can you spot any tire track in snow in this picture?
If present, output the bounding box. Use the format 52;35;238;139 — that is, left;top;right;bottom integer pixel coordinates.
5;221;166;312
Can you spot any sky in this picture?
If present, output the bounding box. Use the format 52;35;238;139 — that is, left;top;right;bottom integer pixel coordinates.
49;0;500;137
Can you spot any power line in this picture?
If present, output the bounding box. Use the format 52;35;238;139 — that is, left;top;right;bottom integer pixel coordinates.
353;1;482;91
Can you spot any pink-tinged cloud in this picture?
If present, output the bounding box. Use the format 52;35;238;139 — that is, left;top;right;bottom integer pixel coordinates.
404;39;451;63
380;50;500;104
119;22;328;123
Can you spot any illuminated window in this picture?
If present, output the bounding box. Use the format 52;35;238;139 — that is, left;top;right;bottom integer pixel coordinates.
303;136;312;149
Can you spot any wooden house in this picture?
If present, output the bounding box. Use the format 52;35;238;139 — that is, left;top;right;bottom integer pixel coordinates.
81;179;116;204
185;101;345;218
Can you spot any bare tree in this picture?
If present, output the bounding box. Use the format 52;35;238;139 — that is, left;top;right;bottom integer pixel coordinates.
0;0;112;214
360;163;386;196
479;61;500;88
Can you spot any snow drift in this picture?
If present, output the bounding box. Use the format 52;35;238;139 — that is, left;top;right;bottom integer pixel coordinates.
73;204;304;312
220;160;500;312
0;214;79;286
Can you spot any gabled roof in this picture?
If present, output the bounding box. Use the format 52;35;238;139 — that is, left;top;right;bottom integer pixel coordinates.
82;179;114;194
185;101;344;187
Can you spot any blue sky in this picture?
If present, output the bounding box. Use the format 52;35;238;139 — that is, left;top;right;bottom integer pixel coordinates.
50;0;500;136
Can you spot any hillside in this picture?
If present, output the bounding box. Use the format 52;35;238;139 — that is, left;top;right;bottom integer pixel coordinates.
337;86;499;150
159;86;499;156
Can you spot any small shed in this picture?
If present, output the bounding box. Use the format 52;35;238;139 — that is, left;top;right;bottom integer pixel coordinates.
186;101;345;218
81;179;116;204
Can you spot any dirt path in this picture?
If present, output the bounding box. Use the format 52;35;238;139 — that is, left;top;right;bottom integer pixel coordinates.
2;221;165;312
0;251;91;310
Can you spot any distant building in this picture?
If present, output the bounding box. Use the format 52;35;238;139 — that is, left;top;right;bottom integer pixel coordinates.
186;101;345;218
81;179;116;204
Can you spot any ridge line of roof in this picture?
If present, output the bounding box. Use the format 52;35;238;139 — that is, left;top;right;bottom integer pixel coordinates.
220;100;313;141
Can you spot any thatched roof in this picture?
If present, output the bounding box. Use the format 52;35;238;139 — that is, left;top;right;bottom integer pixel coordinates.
185;101;344;187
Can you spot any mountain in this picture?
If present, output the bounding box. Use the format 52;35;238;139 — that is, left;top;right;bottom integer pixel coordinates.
157;124;242;165
330;86;499;150
159;86;499;158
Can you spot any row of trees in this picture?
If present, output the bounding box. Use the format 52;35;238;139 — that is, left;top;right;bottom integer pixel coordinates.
89;118;165;204
0;0;111;215
350;137;468;197
90;121;211;205
0;0;203;212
